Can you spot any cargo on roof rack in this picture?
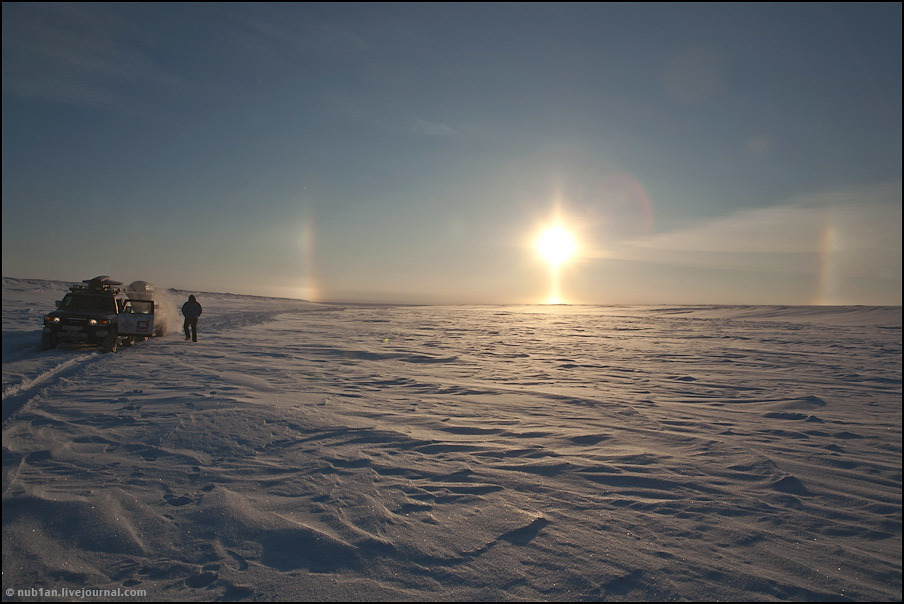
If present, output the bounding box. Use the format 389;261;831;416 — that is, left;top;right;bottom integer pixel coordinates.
70;276;125;294
126;280;155;300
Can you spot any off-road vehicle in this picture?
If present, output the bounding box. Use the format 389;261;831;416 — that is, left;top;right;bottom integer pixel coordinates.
40;276;158;353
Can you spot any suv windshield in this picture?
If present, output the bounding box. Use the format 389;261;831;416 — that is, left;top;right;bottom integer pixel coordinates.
59;293;117;313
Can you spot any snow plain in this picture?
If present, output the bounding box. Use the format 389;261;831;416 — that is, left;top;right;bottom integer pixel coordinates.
2;277;901;601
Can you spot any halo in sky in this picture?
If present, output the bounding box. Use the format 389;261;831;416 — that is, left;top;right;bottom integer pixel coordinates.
536;224;577;267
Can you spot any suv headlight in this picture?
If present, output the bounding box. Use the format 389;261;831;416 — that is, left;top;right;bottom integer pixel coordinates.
44;316;61;324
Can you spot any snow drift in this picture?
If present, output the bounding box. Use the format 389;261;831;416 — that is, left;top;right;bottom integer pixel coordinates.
2;277;901;601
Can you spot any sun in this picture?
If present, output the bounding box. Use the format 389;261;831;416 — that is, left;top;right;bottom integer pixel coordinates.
536;224;577;266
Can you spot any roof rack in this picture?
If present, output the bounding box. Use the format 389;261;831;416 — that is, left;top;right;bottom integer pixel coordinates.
70;276;125;294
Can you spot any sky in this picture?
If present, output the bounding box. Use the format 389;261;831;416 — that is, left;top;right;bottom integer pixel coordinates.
2;2;901;305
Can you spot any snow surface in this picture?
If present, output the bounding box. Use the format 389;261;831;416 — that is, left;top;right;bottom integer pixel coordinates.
2;277;901;601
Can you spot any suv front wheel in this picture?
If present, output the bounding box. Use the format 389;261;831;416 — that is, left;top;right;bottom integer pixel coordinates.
40;332;56;351
102;332;119;353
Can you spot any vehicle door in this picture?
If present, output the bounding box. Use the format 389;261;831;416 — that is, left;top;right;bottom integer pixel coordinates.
118;300;155;336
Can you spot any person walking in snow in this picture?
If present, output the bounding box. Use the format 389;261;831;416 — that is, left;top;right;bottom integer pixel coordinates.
181;295;202;342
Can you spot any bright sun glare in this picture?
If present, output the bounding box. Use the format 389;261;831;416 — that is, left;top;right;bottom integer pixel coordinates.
536;224;577;266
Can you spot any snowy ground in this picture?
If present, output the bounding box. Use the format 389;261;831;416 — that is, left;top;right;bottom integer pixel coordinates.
2;277;901;601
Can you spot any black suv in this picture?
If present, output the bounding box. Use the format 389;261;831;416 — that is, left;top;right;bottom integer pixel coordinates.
41;276;157;353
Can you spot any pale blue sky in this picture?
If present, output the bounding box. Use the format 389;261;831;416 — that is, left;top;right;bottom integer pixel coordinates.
3;3;901;304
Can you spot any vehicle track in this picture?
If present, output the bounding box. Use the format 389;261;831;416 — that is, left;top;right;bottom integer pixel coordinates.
2;351;104;422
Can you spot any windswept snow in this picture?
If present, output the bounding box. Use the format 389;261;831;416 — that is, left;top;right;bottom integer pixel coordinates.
2;277;901;601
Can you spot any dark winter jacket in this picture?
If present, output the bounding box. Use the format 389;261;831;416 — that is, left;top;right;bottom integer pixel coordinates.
182;296;203;319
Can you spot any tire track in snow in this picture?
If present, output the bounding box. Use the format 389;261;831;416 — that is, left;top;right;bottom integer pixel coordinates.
2;354;103;422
